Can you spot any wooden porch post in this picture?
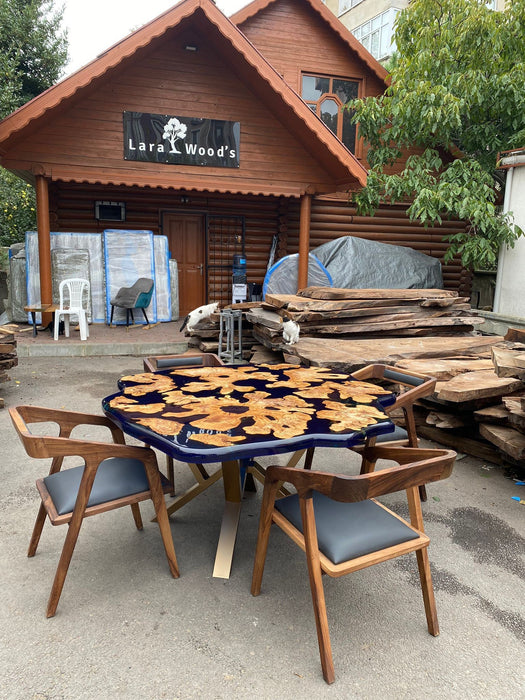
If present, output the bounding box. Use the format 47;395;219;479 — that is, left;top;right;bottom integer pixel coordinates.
35;175;53;324
298;193;311;292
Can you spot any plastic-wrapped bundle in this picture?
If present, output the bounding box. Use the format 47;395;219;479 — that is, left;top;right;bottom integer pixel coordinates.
26;231;105;322
103;230;157;325
263;253;332;298
153;235;172;321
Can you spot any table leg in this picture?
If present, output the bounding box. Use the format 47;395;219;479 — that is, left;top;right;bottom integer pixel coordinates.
212;460;242;579
30;311;37;337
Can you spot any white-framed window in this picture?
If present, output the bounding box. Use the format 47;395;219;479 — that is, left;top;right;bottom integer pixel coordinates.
339;0;364;15
352;8;400;61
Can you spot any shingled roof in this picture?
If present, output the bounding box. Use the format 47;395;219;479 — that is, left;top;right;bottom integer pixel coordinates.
0;0;367;191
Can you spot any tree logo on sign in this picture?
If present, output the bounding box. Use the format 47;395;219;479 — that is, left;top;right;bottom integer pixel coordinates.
162;117;188;154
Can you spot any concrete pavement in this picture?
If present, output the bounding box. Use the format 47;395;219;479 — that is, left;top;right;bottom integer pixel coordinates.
0;355;524;699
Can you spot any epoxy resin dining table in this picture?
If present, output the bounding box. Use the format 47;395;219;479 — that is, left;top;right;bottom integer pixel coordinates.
102;363;395;578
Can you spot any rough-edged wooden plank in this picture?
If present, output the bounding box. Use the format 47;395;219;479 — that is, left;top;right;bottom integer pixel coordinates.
508;410;525;433
473;405;510;425
504;327;525;343
420;297;471;307
416;425;504;463
264;294;426;312
282;336;504;372
313;316;483;334
436;370;523;403
297;286;458;300
491;346;525;379
426;411;466;429
277;305;424;322
479;424;525;460
245;307;283;330
395;358;494;381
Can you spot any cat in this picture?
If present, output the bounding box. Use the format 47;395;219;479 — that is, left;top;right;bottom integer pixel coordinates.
179;302;220;333
282;318;300;345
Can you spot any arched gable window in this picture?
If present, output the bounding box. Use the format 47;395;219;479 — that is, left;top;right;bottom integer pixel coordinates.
301;75;360;153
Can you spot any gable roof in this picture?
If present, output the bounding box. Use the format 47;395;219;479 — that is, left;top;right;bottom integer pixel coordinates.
0;0;367;192
231;0;389;85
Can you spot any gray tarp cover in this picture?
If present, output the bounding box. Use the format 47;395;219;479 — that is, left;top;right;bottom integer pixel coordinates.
313;236;443;289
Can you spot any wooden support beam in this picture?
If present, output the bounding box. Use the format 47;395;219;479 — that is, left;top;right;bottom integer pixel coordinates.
35;175;53;326
298;193;311;292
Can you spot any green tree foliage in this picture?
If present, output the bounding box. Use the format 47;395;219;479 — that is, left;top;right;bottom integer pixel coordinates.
0;0;68;246
351;0;525;270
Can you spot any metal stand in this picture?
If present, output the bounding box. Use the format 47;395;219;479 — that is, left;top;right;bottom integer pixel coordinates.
218;308;243;364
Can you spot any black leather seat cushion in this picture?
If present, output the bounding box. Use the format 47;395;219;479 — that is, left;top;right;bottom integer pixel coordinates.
275;492;419;564
44;457;152;516
377;425;408;442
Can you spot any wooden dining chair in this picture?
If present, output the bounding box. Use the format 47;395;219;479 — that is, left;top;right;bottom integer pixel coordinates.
301;363;437;501
251;445;456;684
142;352;226;501
10;405;180;618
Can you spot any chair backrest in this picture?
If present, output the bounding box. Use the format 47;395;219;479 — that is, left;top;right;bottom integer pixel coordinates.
143;352;225;372
59;278;90;312
265;445;456;503
9;405;124;461
351;363;436;446
131;278;154;309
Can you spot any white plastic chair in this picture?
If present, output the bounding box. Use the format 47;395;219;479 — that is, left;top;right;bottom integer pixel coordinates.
54;278;90;341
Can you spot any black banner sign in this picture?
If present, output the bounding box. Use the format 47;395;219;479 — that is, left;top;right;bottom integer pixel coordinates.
123;111;240;168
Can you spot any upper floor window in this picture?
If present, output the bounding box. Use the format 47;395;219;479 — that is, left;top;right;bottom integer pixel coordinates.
339;0;364;14
352;9;399;61
301;75;359;153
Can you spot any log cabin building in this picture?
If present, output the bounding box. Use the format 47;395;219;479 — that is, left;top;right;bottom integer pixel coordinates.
0;0;469;319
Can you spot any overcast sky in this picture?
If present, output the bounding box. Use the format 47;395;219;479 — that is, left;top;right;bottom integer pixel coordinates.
62;0;251;76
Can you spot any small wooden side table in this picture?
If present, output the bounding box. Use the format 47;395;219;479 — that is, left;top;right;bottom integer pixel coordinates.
23;304;58;336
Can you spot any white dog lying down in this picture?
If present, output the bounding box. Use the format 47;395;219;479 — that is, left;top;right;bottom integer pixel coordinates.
180;302;219;333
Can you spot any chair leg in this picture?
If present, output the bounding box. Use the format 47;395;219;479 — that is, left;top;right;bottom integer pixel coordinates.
28;502;47;557
166;455;175;497
251;479;281;596
141;308;150;325
304;447;315;470
419;485;428;502
53;312;60;341
416;547;439;636
78;311;87;341
46;515;85;617
110;305;115;327
130;503;143;530
146;465;180;578
300;497;335;684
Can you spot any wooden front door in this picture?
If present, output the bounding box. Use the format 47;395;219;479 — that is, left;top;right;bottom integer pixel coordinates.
164;213;206;317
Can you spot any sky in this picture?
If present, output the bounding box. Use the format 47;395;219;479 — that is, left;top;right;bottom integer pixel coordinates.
62;0;251;76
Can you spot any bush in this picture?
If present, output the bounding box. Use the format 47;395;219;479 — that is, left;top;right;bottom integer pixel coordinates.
0;168;36;246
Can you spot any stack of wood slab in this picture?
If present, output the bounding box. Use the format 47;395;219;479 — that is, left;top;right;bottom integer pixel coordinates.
247;287;483;350
388;341;525;466
275;329;524;467
0;327;18;408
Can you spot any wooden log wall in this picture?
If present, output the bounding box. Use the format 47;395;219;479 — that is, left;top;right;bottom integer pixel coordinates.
49;182;280;289
49;183;471;297
286;198;472;296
